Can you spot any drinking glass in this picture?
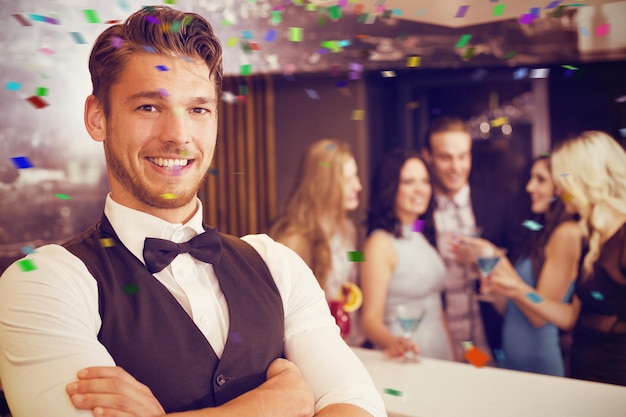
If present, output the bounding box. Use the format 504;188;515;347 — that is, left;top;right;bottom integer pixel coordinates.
395;304;426;362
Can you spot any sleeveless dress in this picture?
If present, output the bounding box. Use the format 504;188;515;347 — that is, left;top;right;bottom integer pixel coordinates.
380;225;454;360
500;256;574;376
571;222;626;386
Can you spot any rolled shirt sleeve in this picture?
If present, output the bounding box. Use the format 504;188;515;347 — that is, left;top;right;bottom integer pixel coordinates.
242;234;387;417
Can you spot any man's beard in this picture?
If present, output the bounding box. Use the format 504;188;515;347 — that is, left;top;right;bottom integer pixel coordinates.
104;133;201;210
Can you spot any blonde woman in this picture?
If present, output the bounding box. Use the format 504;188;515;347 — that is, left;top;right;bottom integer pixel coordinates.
486;131;626;385
270;139;363;341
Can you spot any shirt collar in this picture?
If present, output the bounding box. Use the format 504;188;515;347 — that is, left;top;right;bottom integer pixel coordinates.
104;194;206;266
435;183;471;209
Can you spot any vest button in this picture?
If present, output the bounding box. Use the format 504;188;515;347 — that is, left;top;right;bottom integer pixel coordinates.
216;374;227;387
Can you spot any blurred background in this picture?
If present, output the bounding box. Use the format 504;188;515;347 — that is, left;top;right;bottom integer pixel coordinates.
1;0;626;271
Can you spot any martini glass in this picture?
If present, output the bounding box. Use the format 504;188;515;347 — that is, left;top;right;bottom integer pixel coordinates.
473;244;506;301
395;304;426;362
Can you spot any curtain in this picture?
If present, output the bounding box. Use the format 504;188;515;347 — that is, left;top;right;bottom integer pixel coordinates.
199;74;276;236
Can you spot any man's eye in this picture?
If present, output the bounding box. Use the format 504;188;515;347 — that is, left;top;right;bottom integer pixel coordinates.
191;107;210;114
138;105;157;112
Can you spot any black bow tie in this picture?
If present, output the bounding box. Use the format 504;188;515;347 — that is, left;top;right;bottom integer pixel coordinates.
143;229;222;274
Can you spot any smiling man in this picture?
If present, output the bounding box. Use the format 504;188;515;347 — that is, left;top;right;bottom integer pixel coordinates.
421;117;520;364
0;7;385;417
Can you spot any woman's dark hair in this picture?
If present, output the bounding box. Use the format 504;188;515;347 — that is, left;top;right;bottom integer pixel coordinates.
514;154;578;278
367;149;433;237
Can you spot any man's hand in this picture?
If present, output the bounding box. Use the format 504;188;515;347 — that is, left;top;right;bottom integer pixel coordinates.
263;358;315;417
66;366;165;417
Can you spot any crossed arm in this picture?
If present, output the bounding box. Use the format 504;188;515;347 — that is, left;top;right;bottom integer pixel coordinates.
66;358;370;417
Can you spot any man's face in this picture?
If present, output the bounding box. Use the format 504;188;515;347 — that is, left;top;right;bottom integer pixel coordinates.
426;131;472;196
94;52;218;213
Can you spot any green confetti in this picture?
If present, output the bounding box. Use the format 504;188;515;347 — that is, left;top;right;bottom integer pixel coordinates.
493;4;506;16
289;27;303;42
271;10;282;24
383;388;403;396
240;64;252;76
82;9;101;23
503;50;517;59
163;0;177;4
347;251;364;262
17;259;37;272
35;87;49;97
54;193;71;200
455;34;472;48
319;161;329;167
122;284;139;295
328;5;342;20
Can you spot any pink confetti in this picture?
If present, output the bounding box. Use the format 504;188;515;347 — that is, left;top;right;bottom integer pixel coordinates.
39;47;55;55
595;23;610;37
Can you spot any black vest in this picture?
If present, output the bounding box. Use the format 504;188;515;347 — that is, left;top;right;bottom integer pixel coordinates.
64;215;284;412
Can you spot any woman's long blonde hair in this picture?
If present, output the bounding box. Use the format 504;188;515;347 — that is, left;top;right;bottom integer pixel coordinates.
551;131;626;279
270;139;355;288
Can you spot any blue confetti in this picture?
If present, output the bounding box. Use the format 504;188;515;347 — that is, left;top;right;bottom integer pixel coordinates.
10;156;34;169
264;29;277;42
522;220;543;231
526;292;543;303
69;32;87;44
143;45;156;53
155;65;169;71
591;291;604;300
5;81;22;91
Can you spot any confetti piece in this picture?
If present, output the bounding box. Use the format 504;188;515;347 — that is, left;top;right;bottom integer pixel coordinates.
143;45;156;53
381;70;396;78
591;291;604;300
503;50;517;60
145;15;160;25
545;0;562;9
70;32;87;44
111;36;124;48
54;193;71;200
412;220;425;232
560;192;573;203
12;13;32;26
328;5;342;20
240;64;252;76
209;168;219;176
463;47;476;60
347;251;365;262
578;26;589;36
470;69;487;81
455;34;472;49
462;341;474;350
157;88;169;97
39;47;55;55
522;220;543;231
164;0;177;4
513;67;528;79
493;348;505;362
383;388;403;397
35;87;49;97
26;96;49;109
349;62;363;72
239;85;248;96
160;193;177;200
319;161;330;167
352;110;364;120
406;56;421;67
264;29;278;42
122;284;139;295
407;101;420;110
242;30;253;40
20;246;36;255
271;10;282;24
526;292;543;303
518;14;536;24
118;0;130;11
530;68;549;78
530;7;540;16
289;27;303;42
17;259;37;272
100;238;115;247
326;144;336;151
6;81;22;91
305;89;320;100
83;9;101;23
155;65;169;71
29;14;60;25
558;173;571;177
595;23;610;37
464;346;490;367
455;5;469;18
490;116;509;127
493;4;506;16
10;156;34;169
562;65;578;71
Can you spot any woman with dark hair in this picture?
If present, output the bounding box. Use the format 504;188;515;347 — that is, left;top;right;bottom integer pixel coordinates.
477;154;583;376
361;149;454;360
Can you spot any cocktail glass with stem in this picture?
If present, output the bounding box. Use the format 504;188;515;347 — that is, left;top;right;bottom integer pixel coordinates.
395;304;426;362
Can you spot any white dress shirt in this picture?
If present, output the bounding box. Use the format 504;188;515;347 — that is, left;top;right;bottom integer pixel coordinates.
0;195;386;417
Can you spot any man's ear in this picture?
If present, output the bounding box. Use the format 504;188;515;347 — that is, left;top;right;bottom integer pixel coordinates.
421;147;432;164
84;95;106;142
